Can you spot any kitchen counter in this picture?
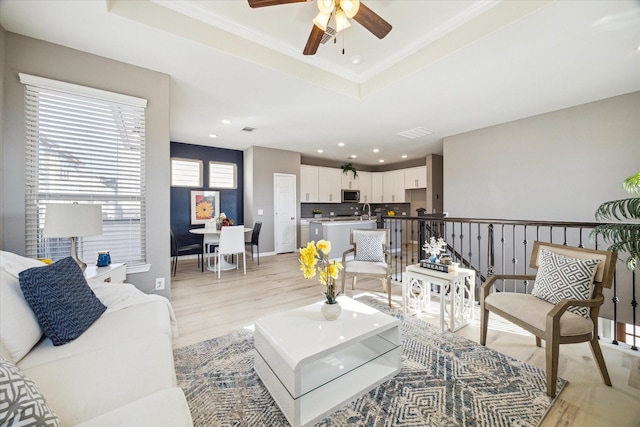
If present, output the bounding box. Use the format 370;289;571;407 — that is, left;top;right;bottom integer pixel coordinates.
308;220;377;259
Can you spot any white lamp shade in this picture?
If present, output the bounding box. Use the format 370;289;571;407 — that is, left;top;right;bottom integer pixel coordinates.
317;0;334;14
313;12;331;31
340;0;359;18
335;9;351;32
43;204;103;238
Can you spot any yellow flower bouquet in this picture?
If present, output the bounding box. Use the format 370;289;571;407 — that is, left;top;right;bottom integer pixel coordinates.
299;240;343;304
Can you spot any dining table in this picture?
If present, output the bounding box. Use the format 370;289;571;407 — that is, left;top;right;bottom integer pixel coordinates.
189;226;252;272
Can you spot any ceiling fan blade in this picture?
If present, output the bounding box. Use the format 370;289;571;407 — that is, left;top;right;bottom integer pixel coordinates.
353;2;392;39
248;0;309;8
303;25;324;55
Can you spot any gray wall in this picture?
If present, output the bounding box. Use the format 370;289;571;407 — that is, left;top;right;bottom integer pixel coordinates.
0;25;5;250
2;33;172;298
443;91;640;221
244;146;301;254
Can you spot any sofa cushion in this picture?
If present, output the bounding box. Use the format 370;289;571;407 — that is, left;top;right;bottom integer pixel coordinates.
531;249;600;318
19;257;106;346
21;333;177;426
354;231;385;262
75;388;193;427
0;356;61;427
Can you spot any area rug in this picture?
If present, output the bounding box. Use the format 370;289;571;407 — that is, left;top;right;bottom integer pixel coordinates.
174;296;565;426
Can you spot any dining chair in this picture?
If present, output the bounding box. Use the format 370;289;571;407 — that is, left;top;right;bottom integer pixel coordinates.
203;220;220;271
480;240;617;398
214;225;246;278
245;222;262;264
170;228;203;276
341;228;392;306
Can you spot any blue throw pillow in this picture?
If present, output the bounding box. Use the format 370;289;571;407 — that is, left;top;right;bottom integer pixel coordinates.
19;257;106;346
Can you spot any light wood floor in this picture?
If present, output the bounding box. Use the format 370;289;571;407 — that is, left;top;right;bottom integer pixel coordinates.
170;252;640;427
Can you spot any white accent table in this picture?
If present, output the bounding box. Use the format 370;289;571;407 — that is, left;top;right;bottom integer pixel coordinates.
254;296;401;427
84;262;126;283
403;264;475;333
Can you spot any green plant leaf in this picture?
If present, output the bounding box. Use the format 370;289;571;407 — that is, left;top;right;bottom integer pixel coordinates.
622;171;640;196
594;198;640;221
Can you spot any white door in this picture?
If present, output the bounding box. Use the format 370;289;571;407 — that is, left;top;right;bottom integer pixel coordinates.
274;173;297;254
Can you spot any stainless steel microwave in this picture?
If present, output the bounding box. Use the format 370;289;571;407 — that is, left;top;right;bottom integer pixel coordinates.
341;189;360;203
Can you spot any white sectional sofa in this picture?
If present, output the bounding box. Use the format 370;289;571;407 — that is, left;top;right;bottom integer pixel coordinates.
0;250;193;426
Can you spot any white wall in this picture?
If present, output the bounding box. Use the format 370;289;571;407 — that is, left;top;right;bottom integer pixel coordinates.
2;33;172;298
444;91;640;222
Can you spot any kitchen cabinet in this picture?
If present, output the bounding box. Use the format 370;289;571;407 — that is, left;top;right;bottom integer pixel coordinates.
404;166;427;189
341;172;358;190
318;167;341;203
383;170;405;203
300;165;319;203
372;172;384;203
358;171;372;203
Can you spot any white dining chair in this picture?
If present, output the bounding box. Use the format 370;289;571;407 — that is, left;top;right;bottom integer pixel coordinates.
214;225;246;278
203;220;220;270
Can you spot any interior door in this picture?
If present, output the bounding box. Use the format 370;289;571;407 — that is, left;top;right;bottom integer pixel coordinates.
274;173;297;254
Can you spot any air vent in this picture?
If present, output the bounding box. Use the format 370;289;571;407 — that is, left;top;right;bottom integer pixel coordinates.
242;127;255;132
321;27;336;44
395;127;435;139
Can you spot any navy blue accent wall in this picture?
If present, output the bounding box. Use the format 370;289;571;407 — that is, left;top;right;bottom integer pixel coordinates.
170;142;244;250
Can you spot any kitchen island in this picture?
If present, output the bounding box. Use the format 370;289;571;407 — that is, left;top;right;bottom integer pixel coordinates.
308;219;377;260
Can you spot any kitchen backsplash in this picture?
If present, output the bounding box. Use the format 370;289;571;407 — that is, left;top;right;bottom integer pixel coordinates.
301;203;412;218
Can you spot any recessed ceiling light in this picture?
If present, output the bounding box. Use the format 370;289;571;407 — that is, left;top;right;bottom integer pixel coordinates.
351;56;362;65
373;148;379;153
350;154;357;159
317;149;324;153
379;159;385;163
401;154;407;158
221;119;232;124
338;142;345;147
209;134;218;138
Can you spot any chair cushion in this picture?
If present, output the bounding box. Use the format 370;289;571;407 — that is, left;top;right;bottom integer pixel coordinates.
0;357;61;426
344;260;388;276
18;257;106;346
531;249;600;318
354;231;385;262
485;293;594;337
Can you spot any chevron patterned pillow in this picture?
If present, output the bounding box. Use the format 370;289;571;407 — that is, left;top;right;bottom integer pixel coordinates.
354;231;385;262
19;257;106;346
0;357;61;426
531;249;600;318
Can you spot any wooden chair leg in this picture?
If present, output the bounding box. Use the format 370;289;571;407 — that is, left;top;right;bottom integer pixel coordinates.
589;337;612;386
545;334;560;398
352;276;357;290
386;277;391;307
480;306;489;346
536;337;542;348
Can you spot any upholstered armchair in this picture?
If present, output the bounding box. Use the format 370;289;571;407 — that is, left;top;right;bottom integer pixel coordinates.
480;240;617;398
341;228;392;306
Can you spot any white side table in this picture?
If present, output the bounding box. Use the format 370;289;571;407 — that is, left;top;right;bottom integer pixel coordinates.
85;263;126;283
403;264;475;333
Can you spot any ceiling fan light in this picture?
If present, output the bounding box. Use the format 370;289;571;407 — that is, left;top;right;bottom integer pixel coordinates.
317;0;335;14
340;0;359;19
312;12;331;31
335;9;351;32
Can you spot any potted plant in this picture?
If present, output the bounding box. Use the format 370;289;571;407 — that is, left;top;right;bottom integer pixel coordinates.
341;163;358;179
312;209;322;219
299;240;344;320
591;171;640;270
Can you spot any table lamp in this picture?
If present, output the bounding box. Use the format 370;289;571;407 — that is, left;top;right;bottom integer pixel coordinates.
43;203;103;271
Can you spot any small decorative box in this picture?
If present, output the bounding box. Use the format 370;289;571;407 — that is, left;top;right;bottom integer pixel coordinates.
419;260;451;273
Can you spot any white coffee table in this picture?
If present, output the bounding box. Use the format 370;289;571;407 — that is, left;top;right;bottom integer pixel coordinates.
254;296;401;427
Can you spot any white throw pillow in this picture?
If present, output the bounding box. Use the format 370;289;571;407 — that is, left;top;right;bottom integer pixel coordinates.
531;249;600;318
354;231;385;263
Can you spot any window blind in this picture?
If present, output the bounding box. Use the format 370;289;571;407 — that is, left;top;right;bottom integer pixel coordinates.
171;158;203;187
209;161;236;189
22;74;148;267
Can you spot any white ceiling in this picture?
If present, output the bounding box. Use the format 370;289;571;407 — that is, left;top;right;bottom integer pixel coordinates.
1;0;639;166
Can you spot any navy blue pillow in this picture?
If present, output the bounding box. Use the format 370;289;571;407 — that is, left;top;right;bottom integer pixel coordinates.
19;257;106;346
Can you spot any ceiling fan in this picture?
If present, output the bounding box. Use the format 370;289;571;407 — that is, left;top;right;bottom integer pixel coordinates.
248;0;392;55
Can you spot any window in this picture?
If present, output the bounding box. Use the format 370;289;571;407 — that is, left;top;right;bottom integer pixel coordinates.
21;73;148;269
209;161;236;189
171;158;202;187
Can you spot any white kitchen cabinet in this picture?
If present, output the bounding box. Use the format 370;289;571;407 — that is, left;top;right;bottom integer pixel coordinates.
383;170;405;203
358;171;372;203
300;165;319;203
341;171;359;190
371;172;384;203
318;167;341;203
404;166;427;189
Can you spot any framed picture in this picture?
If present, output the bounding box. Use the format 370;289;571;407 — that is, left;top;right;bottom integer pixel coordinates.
190;190;220;225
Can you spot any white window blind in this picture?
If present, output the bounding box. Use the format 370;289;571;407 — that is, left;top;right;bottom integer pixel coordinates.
21;73;148;267
171;158;202;187
209;161;236;189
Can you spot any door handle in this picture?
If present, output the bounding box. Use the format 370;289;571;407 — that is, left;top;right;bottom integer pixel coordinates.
291;217;294;220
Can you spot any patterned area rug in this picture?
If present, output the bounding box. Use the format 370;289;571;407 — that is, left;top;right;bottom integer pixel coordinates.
174;296;565;426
